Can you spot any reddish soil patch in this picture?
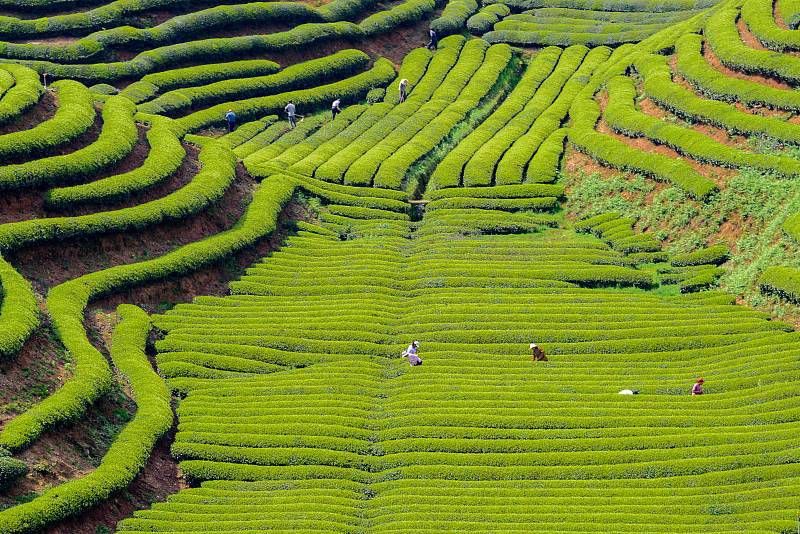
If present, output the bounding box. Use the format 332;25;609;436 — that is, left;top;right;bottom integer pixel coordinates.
703;41;793;90
0;189;46;225
6;161;255;292
93;200;311;313
563;147;625;181
638;96;671;120
0;89;57;135
0;389;135;508
775;0;790;29
0;323;66;425
712;213;746;252
42;427;185;534
10;36;79;46
596;93;736;186
738;16;769;51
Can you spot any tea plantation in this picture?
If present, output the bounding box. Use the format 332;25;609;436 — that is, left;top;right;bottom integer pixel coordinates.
0;0;799;531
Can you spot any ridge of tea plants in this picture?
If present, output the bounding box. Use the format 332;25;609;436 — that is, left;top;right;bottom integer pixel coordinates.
0;0;800;531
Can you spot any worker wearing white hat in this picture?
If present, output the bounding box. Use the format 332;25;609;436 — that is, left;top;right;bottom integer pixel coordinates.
402;341;422;366
530;342;548;362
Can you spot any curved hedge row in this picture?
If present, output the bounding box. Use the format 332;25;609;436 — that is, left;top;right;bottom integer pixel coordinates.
484;0;718;11
670;244;729;266
758;266;800;302
636;53;800;144
0;64;44;125
248;106;366;172
315;36;465;184
234;119;292;159
495;45;610;185
741;0;800;51
120;59;281;104
779;0;800;28
174;57;396;134
0;448;25;488
383;47;432;106
0;257;38;358
604;75;800;177
0;3;324;63
0;0;294;38
463;45;585;187
484;25;669;46
0;79;94;159
705;7;800;84
140;49;370;117
243;114;328;170
567;125;717;199
431;0;479;36
516;6;704;22
0;304;172;534
467;3;509;35
0;138;236;251
9;22;359;83
375;44;515;190
0;170;295;451
0;95;138;190
430;46;561;190
576;212;661;255
4;0;434;84
526;128;567;183
426;183;565;201
675;33;800;111
44;118;186;207
359;0;436;35
348;39;491;187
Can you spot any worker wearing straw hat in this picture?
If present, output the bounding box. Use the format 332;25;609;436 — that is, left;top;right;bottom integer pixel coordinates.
530;342;548;362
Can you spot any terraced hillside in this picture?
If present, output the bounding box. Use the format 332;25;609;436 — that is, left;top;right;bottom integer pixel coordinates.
1;0;800;531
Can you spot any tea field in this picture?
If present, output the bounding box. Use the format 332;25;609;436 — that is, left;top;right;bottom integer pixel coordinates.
0;0;800;531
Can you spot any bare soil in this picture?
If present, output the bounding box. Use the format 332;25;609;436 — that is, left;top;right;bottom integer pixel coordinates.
42;426;185;534
595;92;736;187
563;147;625;181
738;16;769;51
703;40;793;90
0;89;57;135
6;160;255;292
0;322;66;425
93;199;311;313
0;388;136;508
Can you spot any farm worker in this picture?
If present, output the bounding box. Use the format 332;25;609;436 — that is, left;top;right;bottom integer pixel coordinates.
618;389;639;395
402;341;422;366
530;342;547;362
691;377;704;396
331;98;342;120
225;109;236;132
427;28;438;50
398;79;408;103
285;100;297;128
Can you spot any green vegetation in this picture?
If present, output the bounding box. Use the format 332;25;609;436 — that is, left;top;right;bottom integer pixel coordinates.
1;0;800;530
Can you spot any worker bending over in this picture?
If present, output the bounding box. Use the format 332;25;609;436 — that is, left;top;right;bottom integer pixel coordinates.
402;341;422;366
530;343;548;362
